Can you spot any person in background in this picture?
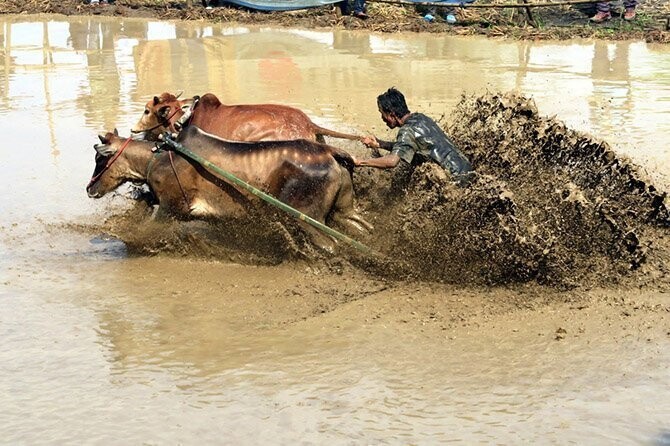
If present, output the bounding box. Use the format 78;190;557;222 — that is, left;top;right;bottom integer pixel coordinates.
422;6;457;23
339;0;368;19
355;87;474;195
591;0;637;22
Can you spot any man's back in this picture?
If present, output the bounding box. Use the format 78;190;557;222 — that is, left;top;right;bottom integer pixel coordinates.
393;113;472;175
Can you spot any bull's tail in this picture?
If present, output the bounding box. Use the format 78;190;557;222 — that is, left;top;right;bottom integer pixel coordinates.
326;145;355;177
313;124;364;142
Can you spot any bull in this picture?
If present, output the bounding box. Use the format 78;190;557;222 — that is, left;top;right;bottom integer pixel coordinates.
130;92;364;144
87;126;372;252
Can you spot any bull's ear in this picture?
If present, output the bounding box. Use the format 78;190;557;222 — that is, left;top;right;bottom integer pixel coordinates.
113;128;119;136
153;96;160;106
158;105;171;119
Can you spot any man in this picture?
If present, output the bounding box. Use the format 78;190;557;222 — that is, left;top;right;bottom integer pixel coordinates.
355;88;473;192
590;1;637;22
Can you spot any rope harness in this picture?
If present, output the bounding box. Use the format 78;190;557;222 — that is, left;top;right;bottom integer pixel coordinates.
130;103;184;136
168;150;191;208
147;141;190;209
175;95;200;131
87;137;132;188
89;137;190;210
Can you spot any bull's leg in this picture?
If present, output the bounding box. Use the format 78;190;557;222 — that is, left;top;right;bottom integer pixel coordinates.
278;188;338;253
330;168;373;233
331;211;373;234
268;161;331;252
298;221;337;254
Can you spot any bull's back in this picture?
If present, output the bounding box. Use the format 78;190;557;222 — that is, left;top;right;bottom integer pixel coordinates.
152;127;355;232
179;127;340;197
191;98;318;141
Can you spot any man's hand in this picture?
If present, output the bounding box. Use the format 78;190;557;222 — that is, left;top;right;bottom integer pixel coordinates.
361;135;380;149
362;135;382;157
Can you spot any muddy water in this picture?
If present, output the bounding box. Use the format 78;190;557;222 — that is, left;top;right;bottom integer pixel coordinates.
1;15;669;443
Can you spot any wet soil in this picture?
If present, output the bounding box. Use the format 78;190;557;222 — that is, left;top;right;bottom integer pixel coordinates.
2;0;669;42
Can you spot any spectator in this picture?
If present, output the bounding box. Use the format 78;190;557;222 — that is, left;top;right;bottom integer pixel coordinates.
421;6;457;23
591;1;637;22
339;0;368;19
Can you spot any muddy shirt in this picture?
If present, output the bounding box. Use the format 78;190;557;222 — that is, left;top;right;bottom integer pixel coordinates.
391;113;472;176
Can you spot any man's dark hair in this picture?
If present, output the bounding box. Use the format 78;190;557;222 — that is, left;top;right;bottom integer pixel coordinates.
377;87;410;118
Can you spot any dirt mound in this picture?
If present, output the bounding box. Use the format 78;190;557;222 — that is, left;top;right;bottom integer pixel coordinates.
353;92;669;287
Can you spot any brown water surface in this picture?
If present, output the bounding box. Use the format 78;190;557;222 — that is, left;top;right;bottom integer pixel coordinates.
1;15;669;443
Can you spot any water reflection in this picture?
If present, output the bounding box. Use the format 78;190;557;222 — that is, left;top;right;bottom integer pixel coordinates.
1;16;668;183
69;19;122;129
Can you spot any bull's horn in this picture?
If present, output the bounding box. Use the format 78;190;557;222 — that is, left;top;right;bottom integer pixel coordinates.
98;134;108;144
113;128;119;136
175;90;183;99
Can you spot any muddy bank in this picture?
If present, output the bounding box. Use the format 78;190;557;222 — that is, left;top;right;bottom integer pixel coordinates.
2;0;669;42
94;92;669;289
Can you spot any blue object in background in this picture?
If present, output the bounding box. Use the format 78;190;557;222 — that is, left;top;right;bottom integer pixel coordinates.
219;0;475;12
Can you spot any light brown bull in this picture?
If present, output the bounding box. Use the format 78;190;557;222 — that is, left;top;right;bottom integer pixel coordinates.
87;126;371;252
130;92;364;143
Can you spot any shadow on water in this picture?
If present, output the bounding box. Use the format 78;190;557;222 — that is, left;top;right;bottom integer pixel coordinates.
88;234;128;258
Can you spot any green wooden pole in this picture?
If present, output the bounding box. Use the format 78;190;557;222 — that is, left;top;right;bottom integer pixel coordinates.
163;138;373;255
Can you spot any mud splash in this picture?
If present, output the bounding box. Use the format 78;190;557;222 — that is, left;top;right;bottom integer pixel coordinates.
356;92;670;287
98;194;312;265
96;93;670;288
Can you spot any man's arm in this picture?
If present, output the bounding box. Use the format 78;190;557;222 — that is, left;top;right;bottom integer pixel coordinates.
361;136;395;152
353;153;401;169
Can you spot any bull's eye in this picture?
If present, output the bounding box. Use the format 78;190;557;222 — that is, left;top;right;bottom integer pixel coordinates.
144;109;150;115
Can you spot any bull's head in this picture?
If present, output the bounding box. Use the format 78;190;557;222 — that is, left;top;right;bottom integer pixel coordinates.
130;92;190;141
86;129;128;198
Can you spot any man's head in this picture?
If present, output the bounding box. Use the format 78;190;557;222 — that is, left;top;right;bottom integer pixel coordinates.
377;87;410;129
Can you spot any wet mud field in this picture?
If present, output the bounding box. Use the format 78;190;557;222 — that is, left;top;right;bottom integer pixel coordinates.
1;14;669;443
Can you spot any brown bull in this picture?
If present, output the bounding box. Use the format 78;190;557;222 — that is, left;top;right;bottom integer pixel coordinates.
130;92;364;143
87;126;371;251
